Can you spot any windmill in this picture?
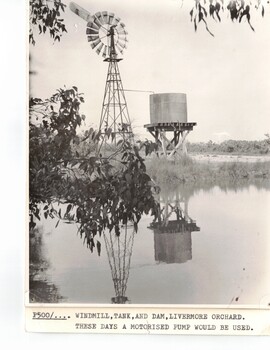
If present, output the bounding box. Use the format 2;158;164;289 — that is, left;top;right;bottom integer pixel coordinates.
70;2;133;149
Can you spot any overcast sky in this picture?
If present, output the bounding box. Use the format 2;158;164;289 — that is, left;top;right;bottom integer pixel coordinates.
30;0;270;142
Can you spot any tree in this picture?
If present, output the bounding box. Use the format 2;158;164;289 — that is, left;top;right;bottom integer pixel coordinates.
29;87;160;253
189;0;269;36
29;0;67;45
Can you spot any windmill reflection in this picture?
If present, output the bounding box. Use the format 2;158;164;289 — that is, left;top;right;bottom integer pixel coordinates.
150;188;200;264
103;225;135;304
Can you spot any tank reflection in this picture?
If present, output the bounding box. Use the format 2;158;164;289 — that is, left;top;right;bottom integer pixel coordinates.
103;187;200;303
103;225;135;304
150;187;200;264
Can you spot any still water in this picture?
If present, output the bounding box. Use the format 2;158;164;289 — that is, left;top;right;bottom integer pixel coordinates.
31;183;270;306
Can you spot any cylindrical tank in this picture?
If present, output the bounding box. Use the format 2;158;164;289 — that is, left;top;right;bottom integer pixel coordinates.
150;93;188;124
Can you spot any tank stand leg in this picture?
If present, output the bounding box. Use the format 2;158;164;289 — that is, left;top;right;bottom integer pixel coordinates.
167;130;190;159
160;130;167;157
182;131;189;156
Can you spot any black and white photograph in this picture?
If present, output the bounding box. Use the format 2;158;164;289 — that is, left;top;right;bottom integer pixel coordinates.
27;0;270;325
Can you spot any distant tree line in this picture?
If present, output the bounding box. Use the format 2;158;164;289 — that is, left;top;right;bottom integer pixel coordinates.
187;136;270;154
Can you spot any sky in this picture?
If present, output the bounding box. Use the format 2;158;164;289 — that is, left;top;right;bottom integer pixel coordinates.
30;0;270;142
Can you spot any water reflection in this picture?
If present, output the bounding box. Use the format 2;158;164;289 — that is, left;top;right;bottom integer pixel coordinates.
29;180;270;304
150;188;200;264
103;187;200;303
29;227;64;303
103;226;135;304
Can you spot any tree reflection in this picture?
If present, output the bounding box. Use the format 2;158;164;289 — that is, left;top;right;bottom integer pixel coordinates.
29;227;64;303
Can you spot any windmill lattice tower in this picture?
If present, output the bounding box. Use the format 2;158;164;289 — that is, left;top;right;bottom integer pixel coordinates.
103;225;135;304
70;2;133;149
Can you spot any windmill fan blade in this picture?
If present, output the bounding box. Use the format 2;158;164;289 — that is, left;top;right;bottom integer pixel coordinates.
96;43;104;55
87;33;99;40
117;41;126;50
116;44;125;53
94;12;105;26
115;45;124;55
117;28;128;36
108;12;115;25
90;20;100;31
69;2;91;22
87;35;99;42
86;27;99;37
117;31;128;41
91;38;101;49
118;48;124;55
102;45;108;58
117;36;128;44
102;11;109;24
112;16;121;25
87;23;99;33
99;11;107;25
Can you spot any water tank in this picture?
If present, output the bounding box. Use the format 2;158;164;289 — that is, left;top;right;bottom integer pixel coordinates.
150;93;188;124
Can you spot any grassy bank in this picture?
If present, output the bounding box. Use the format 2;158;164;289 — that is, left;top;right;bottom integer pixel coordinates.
146;155;270;188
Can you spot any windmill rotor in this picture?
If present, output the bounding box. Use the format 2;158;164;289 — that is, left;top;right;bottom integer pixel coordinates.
86;11;128;59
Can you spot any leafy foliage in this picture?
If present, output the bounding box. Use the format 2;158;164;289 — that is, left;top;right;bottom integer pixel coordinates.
29;0;67;45
29;87;85;228
189;0;269;36
29;87;160;252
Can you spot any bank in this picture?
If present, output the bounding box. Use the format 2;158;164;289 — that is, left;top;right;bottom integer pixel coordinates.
146;154;270;188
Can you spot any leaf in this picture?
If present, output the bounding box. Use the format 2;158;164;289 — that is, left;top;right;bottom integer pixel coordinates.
66;204;72;214
29;221;36;230
117;139;123;147
89;156;97;166
190;9;194;21
55;219;60;228
194;18;197;32
125;173;132;183
97;241;101;256
199;11;204;22
209;4;215;17
202;18;214;37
